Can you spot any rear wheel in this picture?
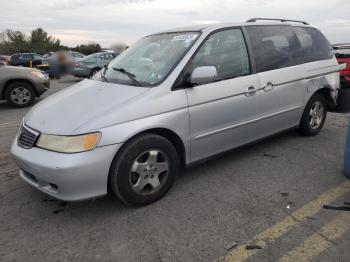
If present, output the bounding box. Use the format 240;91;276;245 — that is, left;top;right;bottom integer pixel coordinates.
298;93;327;136
109;134;179;206
5;82;36;107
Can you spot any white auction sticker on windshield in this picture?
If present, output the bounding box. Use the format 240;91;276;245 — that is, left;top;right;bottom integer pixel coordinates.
171;34;197;42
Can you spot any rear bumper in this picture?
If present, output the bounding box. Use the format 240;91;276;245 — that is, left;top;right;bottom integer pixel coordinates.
72;67;90;77
11;137;122;201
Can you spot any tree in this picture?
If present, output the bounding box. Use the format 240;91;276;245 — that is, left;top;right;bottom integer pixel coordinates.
0;28;106;56
30;28;61;53
0;28;64;55
72;42;101;55
3;30;28;54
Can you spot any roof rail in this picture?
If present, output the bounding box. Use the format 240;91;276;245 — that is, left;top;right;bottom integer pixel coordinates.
246;18;309;25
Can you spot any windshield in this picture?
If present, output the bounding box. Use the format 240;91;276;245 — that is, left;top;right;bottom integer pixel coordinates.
99;32;200;86
82;53;98;62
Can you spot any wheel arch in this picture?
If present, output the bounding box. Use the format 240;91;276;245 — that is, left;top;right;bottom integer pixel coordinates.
303;85;335;114
111;127;187;168
2;79;38;98
313;86;336;109
140;128;186;167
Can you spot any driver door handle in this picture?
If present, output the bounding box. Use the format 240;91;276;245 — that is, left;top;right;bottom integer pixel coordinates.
245;86;257;97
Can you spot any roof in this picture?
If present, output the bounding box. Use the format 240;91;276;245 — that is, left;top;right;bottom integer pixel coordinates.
153;21;312;35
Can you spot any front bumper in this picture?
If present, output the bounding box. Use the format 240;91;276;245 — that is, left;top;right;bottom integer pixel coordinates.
11;137;122;201
33;77;50;96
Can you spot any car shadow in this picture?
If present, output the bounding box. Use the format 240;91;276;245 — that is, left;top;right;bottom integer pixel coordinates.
0;100;29;112
55;76;83;84
0;98;41;111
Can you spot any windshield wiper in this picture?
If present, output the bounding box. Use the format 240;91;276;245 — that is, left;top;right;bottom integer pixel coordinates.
113;67;141;87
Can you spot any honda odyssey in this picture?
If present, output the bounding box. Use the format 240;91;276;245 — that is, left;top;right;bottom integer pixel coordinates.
11;18;347;205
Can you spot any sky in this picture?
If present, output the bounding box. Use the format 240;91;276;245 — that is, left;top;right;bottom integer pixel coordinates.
1;0;350;47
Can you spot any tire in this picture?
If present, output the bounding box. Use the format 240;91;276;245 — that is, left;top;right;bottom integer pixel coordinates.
89;68;100;78
298;93;327;136
109;133;179;206
5;82;36;107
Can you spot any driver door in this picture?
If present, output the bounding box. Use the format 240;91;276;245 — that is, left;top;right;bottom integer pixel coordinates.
183;28;264;162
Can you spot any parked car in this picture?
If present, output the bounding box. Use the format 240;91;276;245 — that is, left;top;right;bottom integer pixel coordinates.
0;55;10;65
343;118;350;179
71;52;116;77
0;65;50;107
41;51;85;65
333;44;350;87
10;53;42;67
11;18;346;206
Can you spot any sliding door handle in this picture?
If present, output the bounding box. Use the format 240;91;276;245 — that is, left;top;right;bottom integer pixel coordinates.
263;82;274;92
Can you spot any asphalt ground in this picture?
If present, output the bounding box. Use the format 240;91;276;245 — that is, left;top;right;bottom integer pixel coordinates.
0;76;349;262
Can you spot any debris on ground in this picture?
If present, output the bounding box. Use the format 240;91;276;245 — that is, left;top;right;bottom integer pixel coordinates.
306;216;319;220
60;201;68;207
280;192;289;197
245;244;262;250
42;198;57;202
224;241;238;250
263;153;278;158
323;203;350;212
53;208;65;214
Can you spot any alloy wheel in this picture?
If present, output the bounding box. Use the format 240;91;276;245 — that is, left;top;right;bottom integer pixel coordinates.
129;150;169;195
309;101;324;129
10;87;32;105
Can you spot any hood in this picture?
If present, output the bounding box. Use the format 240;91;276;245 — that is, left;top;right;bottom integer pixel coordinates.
25;79;149;135
2;65;38;73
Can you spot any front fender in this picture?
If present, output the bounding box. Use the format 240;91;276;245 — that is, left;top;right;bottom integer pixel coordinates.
96;107;191;163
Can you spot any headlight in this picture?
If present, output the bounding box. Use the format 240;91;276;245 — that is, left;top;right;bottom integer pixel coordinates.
30;70;46;78
36;132;101;153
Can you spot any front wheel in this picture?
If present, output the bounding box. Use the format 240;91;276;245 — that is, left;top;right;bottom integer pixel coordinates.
298;93;327;136
5;82;36;107
109;134;179;206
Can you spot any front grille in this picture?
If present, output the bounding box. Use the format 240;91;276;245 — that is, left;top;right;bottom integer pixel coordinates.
18;124;40;149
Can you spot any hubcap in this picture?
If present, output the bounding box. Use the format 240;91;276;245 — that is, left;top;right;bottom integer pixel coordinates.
129;150;169;195
10;87;31;105
309;101;324;129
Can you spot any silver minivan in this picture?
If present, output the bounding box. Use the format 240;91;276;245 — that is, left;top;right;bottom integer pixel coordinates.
11;19;347;205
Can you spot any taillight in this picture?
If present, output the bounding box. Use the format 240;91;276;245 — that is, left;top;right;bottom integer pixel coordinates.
75;62;82;67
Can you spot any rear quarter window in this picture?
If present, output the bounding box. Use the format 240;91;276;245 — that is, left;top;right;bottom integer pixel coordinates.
246;25;301;72
293;27;333;63
73;52;84;58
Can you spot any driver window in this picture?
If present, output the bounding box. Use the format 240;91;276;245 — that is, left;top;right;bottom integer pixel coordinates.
189;29;250;82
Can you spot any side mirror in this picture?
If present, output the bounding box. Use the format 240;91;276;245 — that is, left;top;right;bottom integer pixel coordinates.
190;66;217;86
